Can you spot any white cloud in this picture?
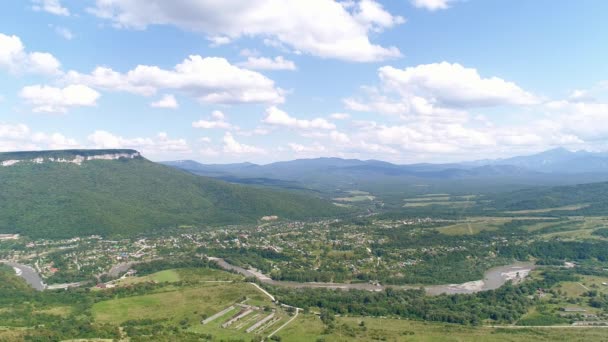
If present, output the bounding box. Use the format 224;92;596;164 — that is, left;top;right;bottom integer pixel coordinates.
192;110;234;129
288;142;326;153
355;0;406;31
20;84;100;113
539;101;608;141
263;106;336;130
329;130;351;143
88;0;403;62
378;62;538;108
329;113;351;120
237;127;272;137
207;36;231;46
0;123;78;151
27;52;62;75
411;0;456;11
211;110;225;120
88;130;190;155
0;33;62;75
32;0;70;16
239;49;260;57
64;55;284;104
150;94;179;109
53;26;74;40
192;120;232;130
345;62;537;120
237;56;296;71
222;132;265;154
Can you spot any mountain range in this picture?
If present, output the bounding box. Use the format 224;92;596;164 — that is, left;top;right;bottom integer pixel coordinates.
162;148;608;196
0;149;345;238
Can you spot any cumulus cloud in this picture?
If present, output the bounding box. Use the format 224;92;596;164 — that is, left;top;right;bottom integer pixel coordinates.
222;132;265;154
378;62;538;108
0;123;78;151
32;0;70;16
88;0;403;62
52;25;74;40
88;130;190;155
411;0;456;11
345;62;538;121
0;33;62;75
329;113;351;120
237;56;296;71
64;55;284;104
192;110;234;129
355;0;406;30
20;84;100;113
288;142;327;153
330;130;351;143
150;94;179;109
263;106;336;130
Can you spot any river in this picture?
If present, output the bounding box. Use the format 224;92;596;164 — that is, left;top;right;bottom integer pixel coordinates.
4;257;534;295
209;257;535;295
2;261;46;291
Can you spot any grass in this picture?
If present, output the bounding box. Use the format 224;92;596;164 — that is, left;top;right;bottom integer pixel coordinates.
504;204;589;214
436;217;566;236
35;306;72;317
277;315;608;341
92;280;287;341
516;312;570;326
92;282;264;325
115;269;180;286
404;201;474;208
436;221;498;235
333;195;376;202
558;275;608;298
113;268;242;286
404;196;452;202
537;218;608;240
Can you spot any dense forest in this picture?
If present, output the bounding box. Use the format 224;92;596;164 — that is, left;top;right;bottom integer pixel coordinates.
0;153;347;238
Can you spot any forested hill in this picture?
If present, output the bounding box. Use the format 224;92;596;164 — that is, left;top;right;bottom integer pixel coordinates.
490;181;608;213
0;150;346;239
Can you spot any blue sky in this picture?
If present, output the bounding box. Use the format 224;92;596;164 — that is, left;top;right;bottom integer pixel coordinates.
1;0;607;163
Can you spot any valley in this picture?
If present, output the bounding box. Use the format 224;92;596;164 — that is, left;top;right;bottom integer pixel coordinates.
2;149;608;341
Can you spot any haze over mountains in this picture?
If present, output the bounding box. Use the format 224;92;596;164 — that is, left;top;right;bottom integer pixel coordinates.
163;148;608;193
3;147;608;239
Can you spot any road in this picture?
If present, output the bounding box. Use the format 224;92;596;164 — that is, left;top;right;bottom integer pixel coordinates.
267;308;299;339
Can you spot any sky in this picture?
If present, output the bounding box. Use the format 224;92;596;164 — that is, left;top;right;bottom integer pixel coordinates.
1;0;607;163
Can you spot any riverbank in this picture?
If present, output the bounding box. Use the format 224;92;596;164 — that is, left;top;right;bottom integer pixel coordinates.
1;261;46;291
209;257;535;295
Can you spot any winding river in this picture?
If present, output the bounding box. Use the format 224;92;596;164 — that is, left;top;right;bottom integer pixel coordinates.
4;258;534;296
2;261;46;291
209;257;535;295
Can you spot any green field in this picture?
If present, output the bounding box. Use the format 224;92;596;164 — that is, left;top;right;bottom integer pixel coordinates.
505;204;589;214
114;268;242;286
93;282;264;325
334;195;376;202
276;315;608;341
404;201;475;208
436;221;499;235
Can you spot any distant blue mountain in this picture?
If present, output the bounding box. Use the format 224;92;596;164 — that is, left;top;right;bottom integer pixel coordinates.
469;148;608;173
162;148;608;195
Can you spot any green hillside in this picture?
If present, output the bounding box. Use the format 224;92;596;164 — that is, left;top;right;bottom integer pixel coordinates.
0;150;346;238
491;181;608;214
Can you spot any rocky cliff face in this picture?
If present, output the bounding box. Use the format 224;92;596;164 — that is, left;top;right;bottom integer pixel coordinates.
0;150;141;167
